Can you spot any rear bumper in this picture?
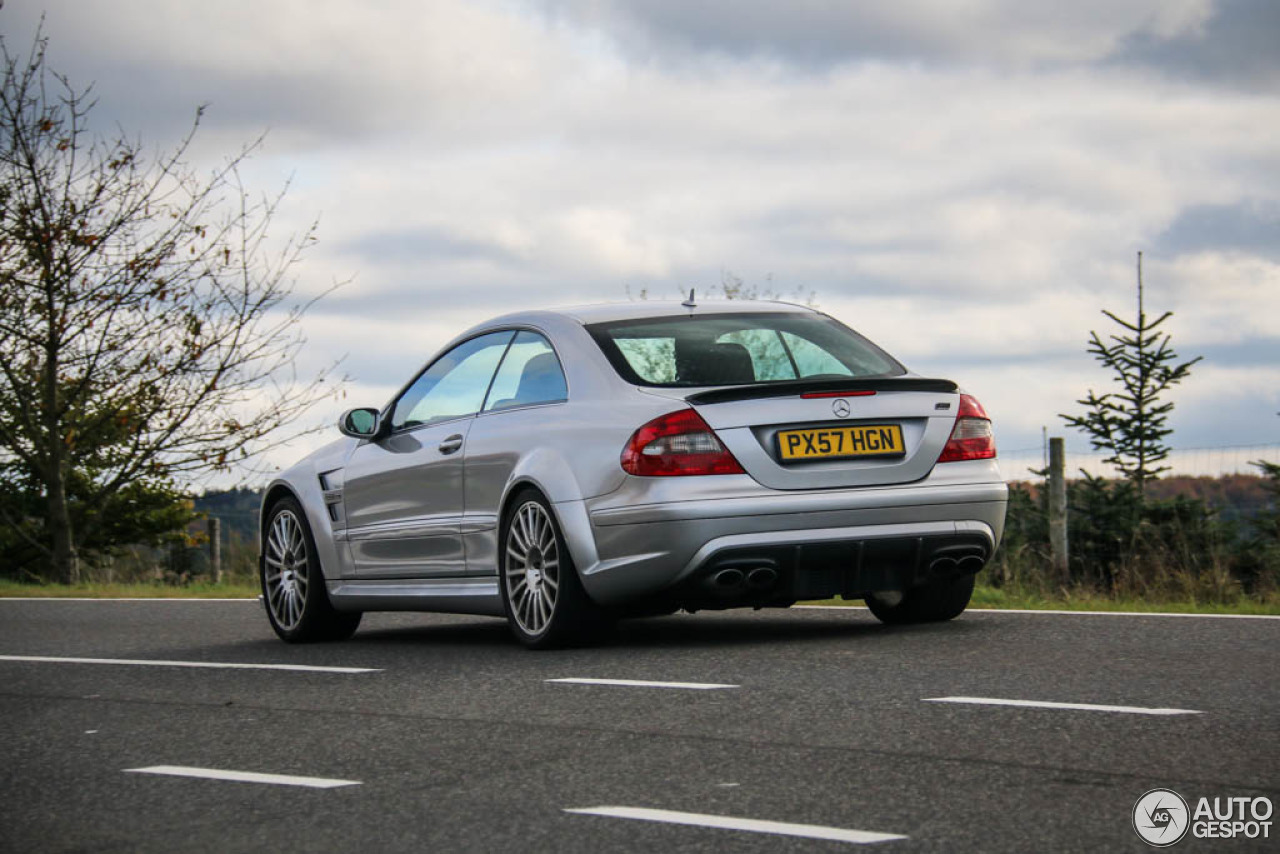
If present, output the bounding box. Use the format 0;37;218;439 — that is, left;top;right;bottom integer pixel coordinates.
570;467;1007;607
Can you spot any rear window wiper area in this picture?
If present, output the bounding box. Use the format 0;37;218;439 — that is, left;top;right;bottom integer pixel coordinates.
685;376;958;405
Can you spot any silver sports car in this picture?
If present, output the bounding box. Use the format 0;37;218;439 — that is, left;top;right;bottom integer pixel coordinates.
259;299;1007;647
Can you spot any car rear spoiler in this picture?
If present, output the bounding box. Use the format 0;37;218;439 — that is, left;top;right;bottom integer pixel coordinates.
685;377;958;405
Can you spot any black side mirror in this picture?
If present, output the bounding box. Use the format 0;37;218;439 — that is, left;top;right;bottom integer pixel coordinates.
338;407;382;439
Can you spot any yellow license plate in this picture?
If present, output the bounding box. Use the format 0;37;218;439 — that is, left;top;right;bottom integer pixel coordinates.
776;424;905;462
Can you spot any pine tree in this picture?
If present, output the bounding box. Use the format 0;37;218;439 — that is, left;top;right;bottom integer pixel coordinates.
1060;252;1202;499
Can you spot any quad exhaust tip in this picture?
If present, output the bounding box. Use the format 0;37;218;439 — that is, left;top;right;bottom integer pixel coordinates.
928;554;987;575
709;568;745;592
706;565;779;595
746;566;778;590
929;556;959;574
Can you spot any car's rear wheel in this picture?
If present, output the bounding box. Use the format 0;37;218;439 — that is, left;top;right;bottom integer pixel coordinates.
262;497;362;643
500;489;609;649
865;574;975;625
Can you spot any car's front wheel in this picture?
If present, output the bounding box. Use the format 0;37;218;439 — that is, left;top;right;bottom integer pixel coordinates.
500;489;609;649
261;497;362;643
865;574;975;625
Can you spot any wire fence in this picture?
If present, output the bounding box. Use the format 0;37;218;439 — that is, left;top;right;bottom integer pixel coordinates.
998;442;1280;482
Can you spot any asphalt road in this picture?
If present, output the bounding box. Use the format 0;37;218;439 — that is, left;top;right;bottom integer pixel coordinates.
1;600;1276;853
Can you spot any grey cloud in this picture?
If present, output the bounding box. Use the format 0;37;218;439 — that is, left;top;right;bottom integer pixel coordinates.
1160;392;1280;450
535;0;1219;69
1191;336;1280;367
540;0;1277;90
2;7;382;148
538;1;926;68
1155;200;1280;259
1112;0;1280;88
335;228;526;265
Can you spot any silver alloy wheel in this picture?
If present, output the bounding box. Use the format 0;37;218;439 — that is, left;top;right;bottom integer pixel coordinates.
504;500;561;636
264;509;309;631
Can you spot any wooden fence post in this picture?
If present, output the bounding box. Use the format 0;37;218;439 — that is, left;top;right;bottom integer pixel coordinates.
1048;437;1069;585
208;517;222;584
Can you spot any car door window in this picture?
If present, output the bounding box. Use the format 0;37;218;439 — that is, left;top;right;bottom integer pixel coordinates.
390;331;514;430
483;331;568;411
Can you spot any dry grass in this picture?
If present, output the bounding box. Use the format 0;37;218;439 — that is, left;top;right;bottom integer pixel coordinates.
0;579;259;599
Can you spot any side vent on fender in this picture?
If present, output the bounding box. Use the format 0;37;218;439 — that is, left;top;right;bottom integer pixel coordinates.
318;470;345;524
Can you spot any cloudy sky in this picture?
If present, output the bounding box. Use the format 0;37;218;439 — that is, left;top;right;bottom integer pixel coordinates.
6;0;1279;478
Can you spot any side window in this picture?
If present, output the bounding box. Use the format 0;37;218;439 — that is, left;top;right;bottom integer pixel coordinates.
483;331;568;411
780;332;854;378
390;331;514;430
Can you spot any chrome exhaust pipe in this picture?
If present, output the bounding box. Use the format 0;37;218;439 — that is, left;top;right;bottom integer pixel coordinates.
745;566;778;590
957;555;986;573
928;556;958;574
708;568;745;593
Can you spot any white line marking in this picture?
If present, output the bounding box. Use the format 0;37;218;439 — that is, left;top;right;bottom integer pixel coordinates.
969;608;1280;620
546;677;738;690
0;598;255;602
565;806;906;844
792;604;1280;619
125;766;360;788
923;696;1202;715
0;655;379;674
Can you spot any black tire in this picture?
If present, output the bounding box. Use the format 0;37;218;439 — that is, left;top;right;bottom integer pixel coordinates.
865;574;975;625
499;488;610;649
261;497;362;643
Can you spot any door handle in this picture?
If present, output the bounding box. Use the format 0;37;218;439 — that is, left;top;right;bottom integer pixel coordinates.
438;434;464;454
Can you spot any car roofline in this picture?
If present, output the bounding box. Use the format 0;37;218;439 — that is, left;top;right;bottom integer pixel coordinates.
475;299;820;330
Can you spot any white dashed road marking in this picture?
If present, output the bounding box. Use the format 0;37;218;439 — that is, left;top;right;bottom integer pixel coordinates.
124;766;361;788
923;696;1202;715
0;655;379;673
793;604;1280;619
546;678;738;690
565;806;907;844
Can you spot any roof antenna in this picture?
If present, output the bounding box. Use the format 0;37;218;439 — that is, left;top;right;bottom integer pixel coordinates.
682;288;696;308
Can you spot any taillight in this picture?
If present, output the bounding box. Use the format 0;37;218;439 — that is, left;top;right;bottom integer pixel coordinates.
936;394;997;463
621;408;746;476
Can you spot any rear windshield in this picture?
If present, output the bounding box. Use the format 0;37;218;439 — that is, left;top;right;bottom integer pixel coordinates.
586;311;905;387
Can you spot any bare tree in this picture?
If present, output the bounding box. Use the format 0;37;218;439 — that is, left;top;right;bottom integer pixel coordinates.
627;270;816;306
0;32;342;583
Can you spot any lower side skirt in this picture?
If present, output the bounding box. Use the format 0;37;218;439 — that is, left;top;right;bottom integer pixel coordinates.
326;579;504;616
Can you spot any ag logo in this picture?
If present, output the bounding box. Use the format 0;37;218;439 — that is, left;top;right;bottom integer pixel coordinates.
1133;788;1190;847
831;399;851;418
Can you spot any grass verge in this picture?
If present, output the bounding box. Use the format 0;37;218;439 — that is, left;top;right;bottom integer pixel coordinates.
0;579;260;599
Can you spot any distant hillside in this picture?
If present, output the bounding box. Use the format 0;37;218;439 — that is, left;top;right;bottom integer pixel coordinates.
1009;473;1274;523
194;488;262;540
1146;475;1273;521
